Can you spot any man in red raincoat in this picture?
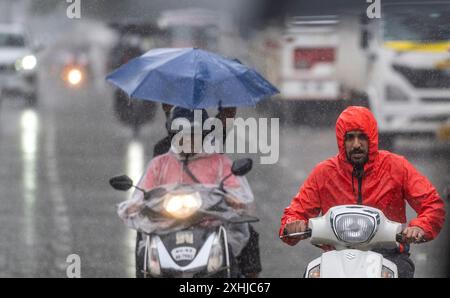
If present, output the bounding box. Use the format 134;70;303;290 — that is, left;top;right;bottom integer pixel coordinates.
280;106;445;277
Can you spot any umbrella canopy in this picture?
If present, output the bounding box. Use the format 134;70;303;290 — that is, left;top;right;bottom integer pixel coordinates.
106;48;279;109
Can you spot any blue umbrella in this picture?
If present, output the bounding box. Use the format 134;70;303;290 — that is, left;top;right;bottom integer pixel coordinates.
106;48;279;109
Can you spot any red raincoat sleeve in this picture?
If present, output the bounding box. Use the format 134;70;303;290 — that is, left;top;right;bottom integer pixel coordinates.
402;158;445;240
279;166;322;245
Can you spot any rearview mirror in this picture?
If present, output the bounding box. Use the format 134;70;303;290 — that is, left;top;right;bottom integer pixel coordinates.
231;158;253;176
109;175;133;191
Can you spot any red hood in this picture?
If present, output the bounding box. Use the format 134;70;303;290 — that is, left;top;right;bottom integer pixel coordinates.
335;106;379;171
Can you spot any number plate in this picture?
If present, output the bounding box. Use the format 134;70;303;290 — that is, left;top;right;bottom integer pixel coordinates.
171;247;197;261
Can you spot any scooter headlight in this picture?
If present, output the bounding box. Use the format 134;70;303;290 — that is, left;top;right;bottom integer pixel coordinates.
67;68;83;86
207;234;224;273
307;265;321;278
333;214;376;244
381;266;395;278
163;192;202;219
148;237;161;276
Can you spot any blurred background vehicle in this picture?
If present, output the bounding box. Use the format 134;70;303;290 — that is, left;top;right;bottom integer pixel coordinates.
0;23;40;106
157;7;246;58
360;1;450;149
107;21;165;137
59;45;90;88
274;15;342;124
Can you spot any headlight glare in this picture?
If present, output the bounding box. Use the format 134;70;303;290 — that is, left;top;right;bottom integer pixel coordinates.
67;68;83;85
163;192;202;219
16;55;37;71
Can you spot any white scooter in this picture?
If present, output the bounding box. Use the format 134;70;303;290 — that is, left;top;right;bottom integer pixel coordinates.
281;205;422;278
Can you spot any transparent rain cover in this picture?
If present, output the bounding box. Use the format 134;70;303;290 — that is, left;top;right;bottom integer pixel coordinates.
118;183;255;255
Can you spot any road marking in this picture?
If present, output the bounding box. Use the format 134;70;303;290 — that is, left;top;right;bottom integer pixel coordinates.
21;109;39;275
44;112;73;275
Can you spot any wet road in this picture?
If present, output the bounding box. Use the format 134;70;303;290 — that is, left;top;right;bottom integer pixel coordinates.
1;56;449;278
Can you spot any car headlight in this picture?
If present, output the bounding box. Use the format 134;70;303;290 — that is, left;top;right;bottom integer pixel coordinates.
148;237;161;276
385;85;408;102
307;265;321;278
333;214;376;243
381;266;395;278
163;192;202;219
15;55;37;71
207;234;224;273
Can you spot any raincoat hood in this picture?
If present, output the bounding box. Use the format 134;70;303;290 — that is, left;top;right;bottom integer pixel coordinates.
336;106;379;169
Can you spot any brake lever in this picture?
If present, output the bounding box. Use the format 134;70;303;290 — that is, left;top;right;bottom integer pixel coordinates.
396;233;427;244
279;229;312;239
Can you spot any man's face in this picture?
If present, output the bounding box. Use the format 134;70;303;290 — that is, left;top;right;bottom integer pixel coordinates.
344;130;369;166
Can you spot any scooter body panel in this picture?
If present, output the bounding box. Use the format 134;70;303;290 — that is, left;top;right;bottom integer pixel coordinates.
306;249;398;278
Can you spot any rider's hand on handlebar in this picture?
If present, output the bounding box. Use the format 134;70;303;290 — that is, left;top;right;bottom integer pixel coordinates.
125;201;145;216
283;220;308;246
402;226;425;244
224;194;246;209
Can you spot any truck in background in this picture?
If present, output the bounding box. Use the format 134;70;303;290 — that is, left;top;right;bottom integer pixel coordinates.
253;2;450;148
257;16;357;125
358;1;450;148
157;8;247;59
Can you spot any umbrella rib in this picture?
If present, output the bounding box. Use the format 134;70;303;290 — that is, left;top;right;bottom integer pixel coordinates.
189;52;248;108
213;57;257;106
129;49;191;101
192;49;199;109
214;55;259;106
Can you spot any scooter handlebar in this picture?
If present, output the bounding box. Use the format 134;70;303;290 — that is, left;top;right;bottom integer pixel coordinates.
395;232;427;244
279;228;312;240
280;231;426;243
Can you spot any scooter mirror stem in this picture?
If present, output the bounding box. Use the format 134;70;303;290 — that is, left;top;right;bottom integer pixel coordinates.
218;173;232;192
131;184;149;198
134;185;146;193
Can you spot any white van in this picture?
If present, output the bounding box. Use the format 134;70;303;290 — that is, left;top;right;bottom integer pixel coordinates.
0;23;39;105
